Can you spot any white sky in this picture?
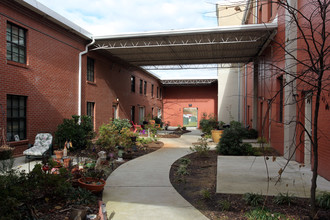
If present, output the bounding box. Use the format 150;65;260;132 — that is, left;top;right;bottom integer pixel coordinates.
36;0;244;79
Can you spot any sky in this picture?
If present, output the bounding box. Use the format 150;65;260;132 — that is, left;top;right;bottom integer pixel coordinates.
36;0;245;79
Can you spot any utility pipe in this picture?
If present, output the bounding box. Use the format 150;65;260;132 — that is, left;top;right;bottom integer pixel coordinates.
78;38;95;118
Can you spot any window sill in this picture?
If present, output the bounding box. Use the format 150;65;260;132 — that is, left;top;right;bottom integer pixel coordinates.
87;81;96;86
8;139;29;147
7;60;28;69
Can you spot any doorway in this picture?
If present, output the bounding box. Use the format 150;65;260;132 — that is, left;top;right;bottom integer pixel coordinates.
112;103;118;119
183;108;198;127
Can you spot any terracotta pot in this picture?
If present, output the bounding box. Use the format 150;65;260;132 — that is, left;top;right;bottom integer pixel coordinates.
211;130;224;143
54;150;63;159
78;177;106;193
63;158;71;167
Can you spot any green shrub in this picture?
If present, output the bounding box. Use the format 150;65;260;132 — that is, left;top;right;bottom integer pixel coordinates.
190;137;210;156
243;193;264;206
218;200;231;211
153;116;163;127
273;192;295;206
55;115;95;150
69;187;97;205
216;121;254;156
177;164;189;176
97;118;136;150
317;192;330;209
199;113;219;135
0;163;78;219
244;128;258;139
245;208;284;220
201;189;211;200
179;157;191;165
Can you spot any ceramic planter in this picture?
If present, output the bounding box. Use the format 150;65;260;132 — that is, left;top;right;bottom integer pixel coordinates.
211;130;224;143
78;177;105;193
54;150;63;159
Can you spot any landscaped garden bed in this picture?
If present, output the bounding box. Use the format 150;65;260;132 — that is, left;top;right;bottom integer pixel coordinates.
170;150;330;219
0;116;165;219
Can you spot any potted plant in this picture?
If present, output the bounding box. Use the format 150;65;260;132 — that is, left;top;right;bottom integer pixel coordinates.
211;121;225;144
54;149;63;159
78;169;106;193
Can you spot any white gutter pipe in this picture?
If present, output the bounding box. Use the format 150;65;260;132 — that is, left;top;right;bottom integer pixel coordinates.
78;38;95;117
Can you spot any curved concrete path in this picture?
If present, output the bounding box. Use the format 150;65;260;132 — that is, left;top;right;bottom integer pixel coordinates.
103;130;209;220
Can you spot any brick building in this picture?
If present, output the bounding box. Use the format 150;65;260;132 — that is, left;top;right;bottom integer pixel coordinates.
0;0;162;155
241;0;330;180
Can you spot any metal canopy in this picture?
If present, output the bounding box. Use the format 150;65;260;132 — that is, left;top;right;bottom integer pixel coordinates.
161;79;217;86
93;23;277;67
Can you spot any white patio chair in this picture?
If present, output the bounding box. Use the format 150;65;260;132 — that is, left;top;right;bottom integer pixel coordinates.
23;133;53;161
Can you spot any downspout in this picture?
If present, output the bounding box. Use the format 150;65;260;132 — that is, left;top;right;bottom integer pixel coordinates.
245;64;247;127
238;64;241;122
78;38;95;117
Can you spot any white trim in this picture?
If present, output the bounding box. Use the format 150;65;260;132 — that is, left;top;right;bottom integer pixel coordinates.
78;38;95;117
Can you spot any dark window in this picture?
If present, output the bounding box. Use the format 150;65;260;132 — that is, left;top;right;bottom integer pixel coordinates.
6;22;26;64
131;76;135;92
131;106;135;122
269;0;272;18
160;88;162;99
157;87;159;98
87;57;95;82
7;95;27;141
139;79;143;94
278;76;283;122
144;81;147;95
151;84;154;97
87;102;95;127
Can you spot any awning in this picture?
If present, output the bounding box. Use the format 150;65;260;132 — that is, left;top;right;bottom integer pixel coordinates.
93;23;277;68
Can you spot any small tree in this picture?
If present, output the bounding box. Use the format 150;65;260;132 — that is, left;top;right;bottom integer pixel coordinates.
54;115;95;150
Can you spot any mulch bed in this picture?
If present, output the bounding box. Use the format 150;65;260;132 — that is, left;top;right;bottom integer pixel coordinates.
170;150;330;219
156;129;191;138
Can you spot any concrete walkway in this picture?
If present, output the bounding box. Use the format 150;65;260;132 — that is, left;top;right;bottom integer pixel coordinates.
103;129;209;220
217;156;330;197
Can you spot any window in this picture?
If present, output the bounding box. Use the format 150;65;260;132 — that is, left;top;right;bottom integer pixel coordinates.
139;106;145;124
131;106;135;122
87;57;95;82
139;79;143;94
7;95;27;141
157;87;159;98
7;22;26;64
278;76;284;122
159;88;162;99
87;102;95;127
144;81;147;95
131;76;135;92
151;84;154;97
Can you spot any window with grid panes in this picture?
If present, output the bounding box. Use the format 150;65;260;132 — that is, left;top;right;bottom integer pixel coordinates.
87;102;95;128
144;81;147;95
139;79;143;94
7;22;26;64
7;95;27;141
87;57;95;82
131;76;135;92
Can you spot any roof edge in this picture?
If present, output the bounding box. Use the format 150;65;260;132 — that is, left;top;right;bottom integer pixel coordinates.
16;0;93;39
94;23;278;40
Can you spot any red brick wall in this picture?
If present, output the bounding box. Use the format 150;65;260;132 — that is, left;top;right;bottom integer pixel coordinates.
0;1;86;154
0;1;162;156
83;51;163;129
163;84;218;128
243;0;330;180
